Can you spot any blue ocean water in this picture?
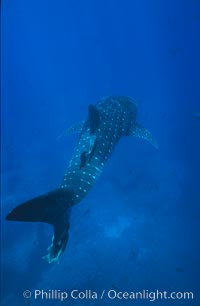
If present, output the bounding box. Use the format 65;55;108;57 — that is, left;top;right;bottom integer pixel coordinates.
1;0;200;305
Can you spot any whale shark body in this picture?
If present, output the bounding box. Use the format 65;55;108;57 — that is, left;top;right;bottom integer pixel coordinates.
6;96;157;263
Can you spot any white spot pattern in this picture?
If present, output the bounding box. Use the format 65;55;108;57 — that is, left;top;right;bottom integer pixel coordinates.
60;96;137;203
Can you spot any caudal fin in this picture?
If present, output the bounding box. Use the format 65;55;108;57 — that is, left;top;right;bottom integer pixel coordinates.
6;188;73;263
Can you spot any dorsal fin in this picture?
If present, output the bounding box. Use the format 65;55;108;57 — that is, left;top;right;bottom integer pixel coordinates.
88;105;100;134
80;151;88;169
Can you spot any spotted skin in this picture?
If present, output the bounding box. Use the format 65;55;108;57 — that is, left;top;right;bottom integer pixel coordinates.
60;96;137;204
6;95;157;263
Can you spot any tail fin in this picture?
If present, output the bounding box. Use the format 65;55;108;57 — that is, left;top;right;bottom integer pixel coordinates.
6;188;73;263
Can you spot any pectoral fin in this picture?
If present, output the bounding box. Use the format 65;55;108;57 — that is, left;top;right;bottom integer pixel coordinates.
130;123;158;148
57;121;84;140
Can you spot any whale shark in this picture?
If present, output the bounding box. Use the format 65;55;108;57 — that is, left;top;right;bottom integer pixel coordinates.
6;95;158;263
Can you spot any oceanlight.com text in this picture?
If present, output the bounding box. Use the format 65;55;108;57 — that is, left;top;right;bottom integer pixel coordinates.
23;289;195;302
